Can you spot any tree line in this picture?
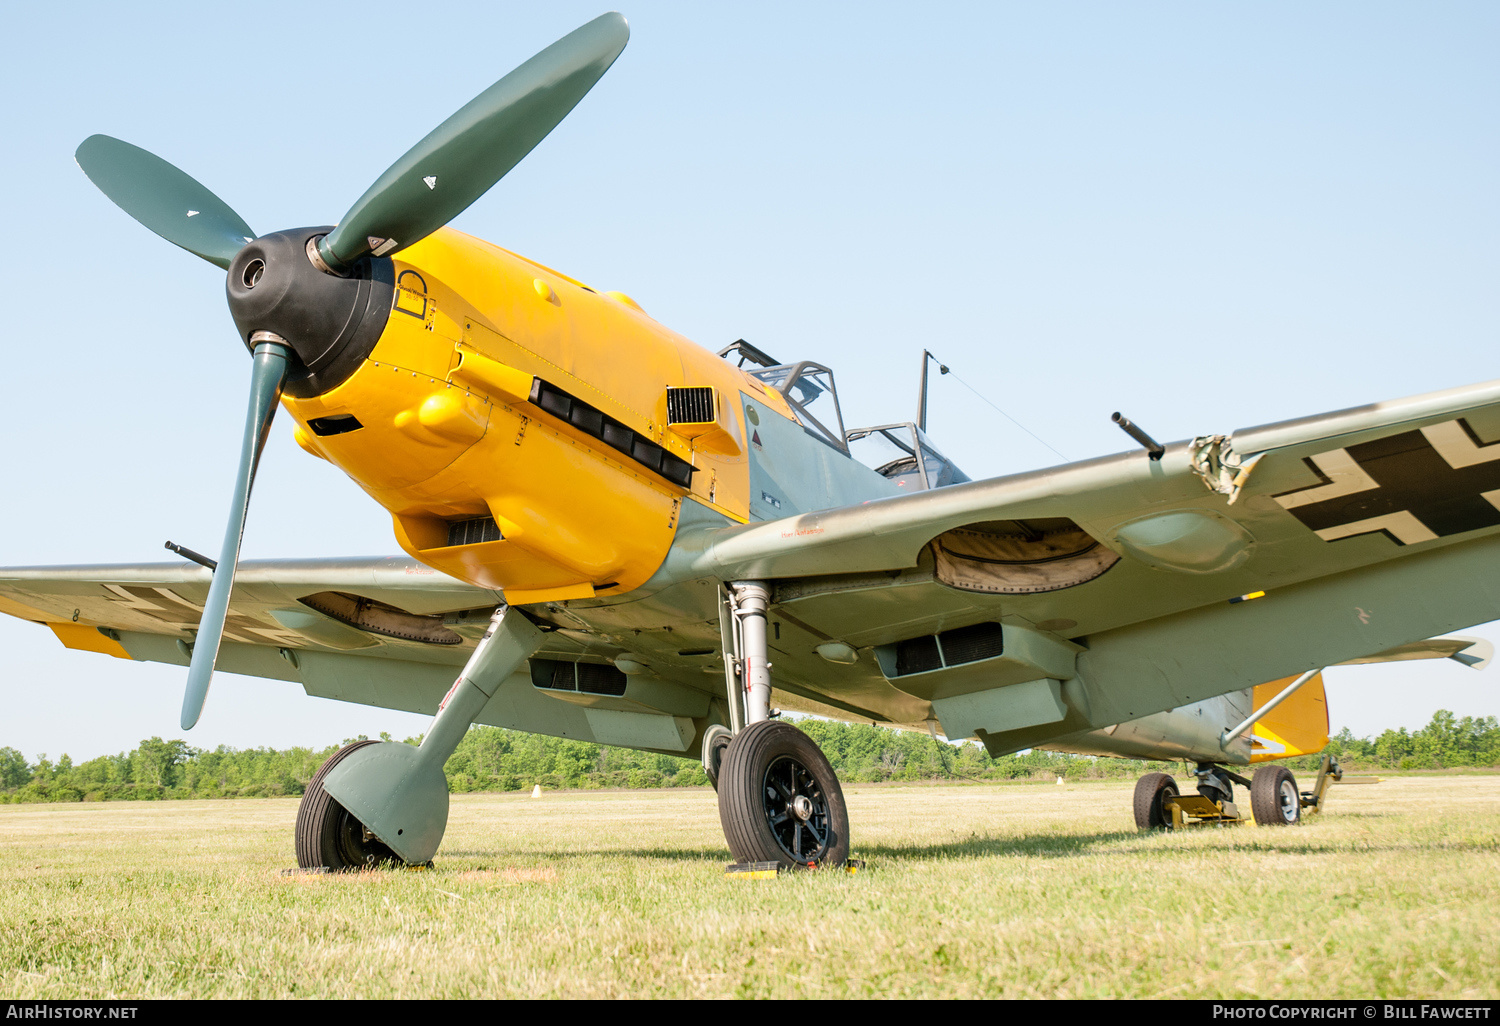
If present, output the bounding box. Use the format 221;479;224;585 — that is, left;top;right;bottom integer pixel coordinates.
1;709;1495;804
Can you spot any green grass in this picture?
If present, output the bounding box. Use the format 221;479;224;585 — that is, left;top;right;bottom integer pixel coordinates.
2;775;1496;998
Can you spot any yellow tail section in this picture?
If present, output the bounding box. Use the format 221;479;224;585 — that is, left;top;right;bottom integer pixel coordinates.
1250;671;1329;762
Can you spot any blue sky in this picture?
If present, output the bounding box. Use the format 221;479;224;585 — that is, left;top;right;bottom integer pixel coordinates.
1;2;1497;760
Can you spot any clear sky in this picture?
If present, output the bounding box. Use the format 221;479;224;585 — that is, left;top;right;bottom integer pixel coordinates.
1;2;1496;762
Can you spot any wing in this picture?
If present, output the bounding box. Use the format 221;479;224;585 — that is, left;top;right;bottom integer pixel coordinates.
665;377;1500;751
0;556;708;753
0;556;498;710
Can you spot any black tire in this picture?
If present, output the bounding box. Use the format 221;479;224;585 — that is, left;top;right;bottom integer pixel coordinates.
1250;764;1301;826
1133;772;1179;830
717;720;850;868
295;740;403;870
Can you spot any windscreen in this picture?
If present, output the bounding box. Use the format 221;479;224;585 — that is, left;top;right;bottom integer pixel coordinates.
750;362;847;452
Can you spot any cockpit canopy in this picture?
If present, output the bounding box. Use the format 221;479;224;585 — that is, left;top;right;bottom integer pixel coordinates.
748;362;847;453
720;340;849;453
846;423;971;492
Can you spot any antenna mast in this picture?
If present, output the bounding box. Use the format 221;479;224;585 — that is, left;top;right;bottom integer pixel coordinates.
917;350;948;432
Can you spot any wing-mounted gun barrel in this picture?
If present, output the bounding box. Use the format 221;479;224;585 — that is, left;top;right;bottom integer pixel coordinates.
164;540;217;571
1112;411;1165;460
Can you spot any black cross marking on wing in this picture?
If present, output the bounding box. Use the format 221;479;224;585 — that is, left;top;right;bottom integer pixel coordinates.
118;586;278;643
1275;419;1500;545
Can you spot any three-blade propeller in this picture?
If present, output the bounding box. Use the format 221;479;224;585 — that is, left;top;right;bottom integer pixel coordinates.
75;135;257;269
320;12;629;271
74;12;630;730
180;341;288;729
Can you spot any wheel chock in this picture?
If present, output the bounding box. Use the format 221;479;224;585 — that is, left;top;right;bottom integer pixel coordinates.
725;859;866;878
279;860;433;876
1165;795;1246;828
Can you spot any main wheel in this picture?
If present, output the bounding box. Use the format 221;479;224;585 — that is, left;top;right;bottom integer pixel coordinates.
1133;772;1179;830
1250;764;1301;826
717;720;850;868
295;740;403;870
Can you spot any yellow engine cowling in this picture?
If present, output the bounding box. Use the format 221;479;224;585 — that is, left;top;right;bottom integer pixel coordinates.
280;227;764;605
1249;671;1330;762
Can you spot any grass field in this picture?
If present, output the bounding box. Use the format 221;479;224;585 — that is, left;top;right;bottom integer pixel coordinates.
1;775;1496;999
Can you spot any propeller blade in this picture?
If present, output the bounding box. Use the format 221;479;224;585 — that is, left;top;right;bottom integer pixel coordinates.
181;338;290;729
319;12;628;270
76;135;257;270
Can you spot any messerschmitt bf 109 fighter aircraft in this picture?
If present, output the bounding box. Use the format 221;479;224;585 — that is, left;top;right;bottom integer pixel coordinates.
4;12;1499;869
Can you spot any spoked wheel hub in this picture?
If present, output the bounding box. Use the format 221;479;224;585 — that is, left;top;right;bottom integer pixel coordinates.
764;756;833;863
331;805;398;870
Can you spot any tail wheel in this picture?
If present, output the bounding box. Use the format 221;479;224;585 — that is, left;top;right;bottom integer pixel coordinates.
1133;772;1180;830
717;720;850;868
1251;765;1301;826
295;740;404;870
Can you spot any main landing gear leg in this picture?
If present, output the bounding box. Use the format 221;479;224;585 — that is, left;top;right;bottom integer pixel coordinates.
715;581;850;869
296;605;543;870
